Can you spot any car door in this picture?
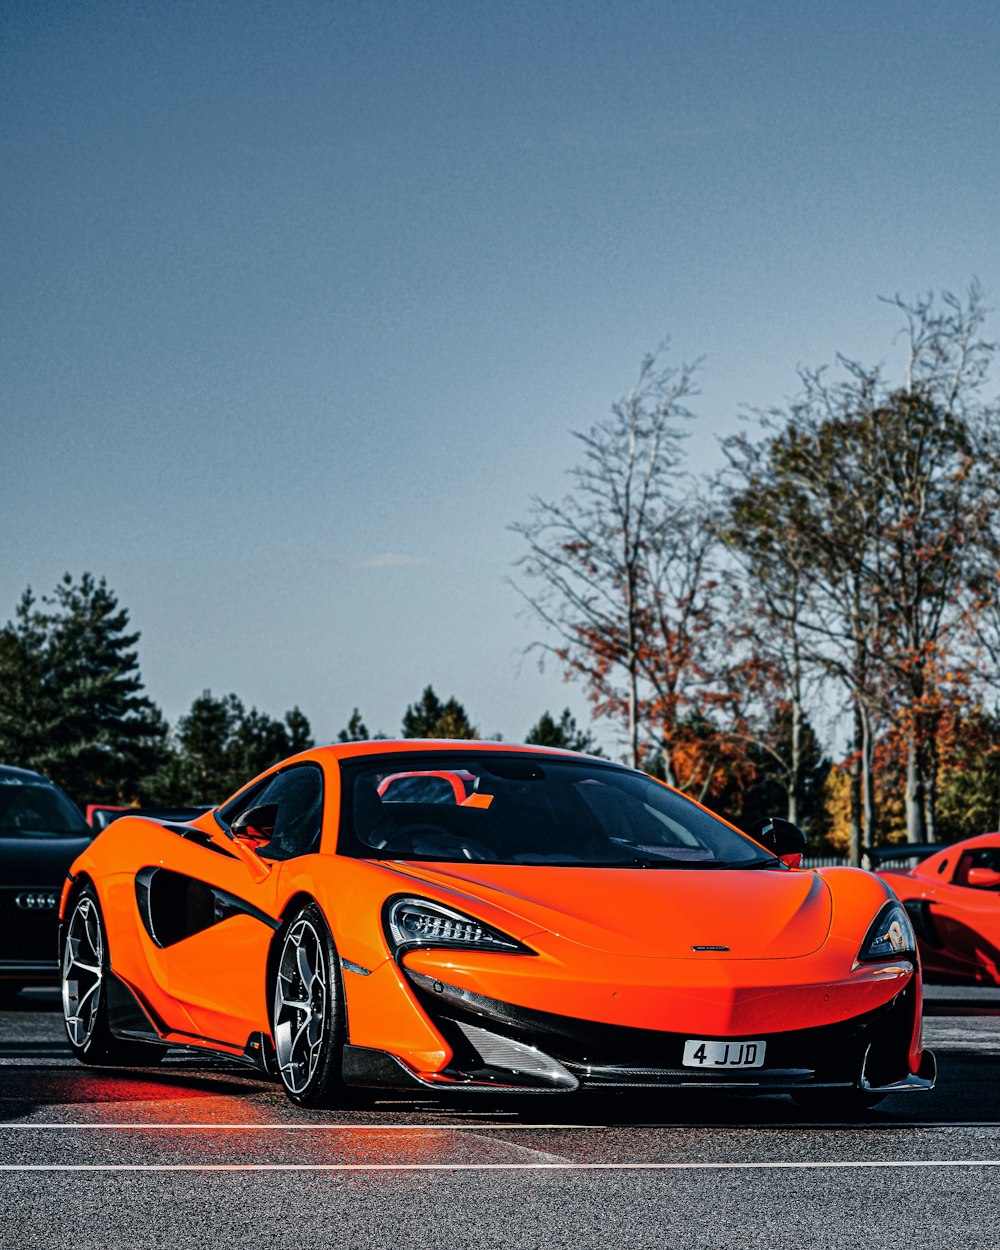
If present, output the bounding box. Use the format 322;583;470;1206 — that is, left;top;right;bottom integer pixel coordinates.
926;847;1000;984
137;763;324;1047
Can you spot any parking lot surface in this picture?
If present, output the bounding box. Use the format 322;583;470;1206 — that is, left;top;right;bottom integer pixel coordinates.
2;988;998;1249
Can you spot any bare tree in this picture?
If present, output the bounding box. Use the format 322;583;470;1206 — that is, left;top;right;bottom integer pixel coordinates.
511;347;700;767
634;496;723;793
720;443;817;827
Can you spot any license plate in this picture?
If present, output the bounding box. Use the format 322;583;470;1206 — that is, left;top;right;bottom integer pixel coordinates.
682;1039;766;1069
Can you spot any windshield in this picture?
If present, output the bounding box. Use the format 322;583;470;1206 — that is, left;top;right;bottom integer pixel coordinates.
0;781;89;835
338;753;775;868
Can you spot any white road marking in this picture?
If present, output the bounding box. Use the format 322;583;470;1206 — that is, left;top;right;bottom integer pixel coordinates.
2;1121;999;1130
0;1160;998;1172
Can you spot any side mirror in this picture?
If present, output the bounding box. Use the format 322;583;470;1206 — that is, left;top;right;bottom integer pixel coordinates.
747;816;808;869
966;866;1000;890
232;803;278;845
211;807;272;883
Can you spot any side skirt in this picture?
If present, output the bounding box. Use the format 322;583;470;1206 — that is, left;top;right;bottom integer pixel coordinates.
105;970;277;1075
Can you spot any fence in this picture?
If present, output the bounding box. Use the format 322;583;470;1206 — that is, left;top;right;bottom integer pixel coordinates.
802;844;943;872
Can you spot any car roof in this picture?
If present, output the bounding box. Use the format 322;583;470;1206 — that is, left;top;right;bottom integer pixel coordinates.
210;740;619;814
310;739;606;763
0;764;57;785
910;831;1000;877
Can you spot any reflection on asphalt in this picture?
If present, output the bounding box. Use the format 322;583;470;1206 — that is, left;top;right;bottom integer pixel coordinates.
1;986;999;1137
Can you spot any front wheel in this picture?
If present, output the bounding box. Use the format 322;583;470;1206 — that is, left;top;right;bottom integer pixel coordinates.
271;902;346;1108
61;885;165;1066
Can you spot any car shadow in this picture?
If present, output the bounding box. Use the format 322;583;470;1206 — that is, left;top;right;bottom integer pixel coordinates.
0;990;62;1014
3;989;997;1128
341;1046;1000;1127
4;1057;995;1127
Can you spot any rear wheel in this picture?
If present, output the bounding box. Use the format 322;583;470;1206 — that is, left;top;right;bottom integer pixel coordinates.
271;902;346;1108
62;885;165;1066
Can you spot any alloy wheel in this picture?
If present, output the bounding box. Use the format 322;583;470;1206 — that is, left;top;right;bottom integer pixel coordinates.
62;895;104;1048
273;917;328;1094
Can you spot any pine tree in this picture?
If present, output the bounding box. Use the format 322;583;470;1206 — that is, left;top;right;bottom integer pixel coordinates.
160;690;315;804
401;686;477;739
336;708;370;742
0;574;167;804
0;589;53;768
737;707;830;840
525;708;602;755
284;706;314;754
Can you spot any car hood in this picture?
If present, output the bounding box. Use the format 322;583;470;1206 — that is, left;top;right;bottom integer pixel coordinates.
0;832;94;885
386;862;833;959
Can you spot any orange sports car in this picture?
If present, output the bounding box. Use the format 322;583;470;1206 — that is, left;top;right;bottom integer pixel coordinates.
878;833;1000;986
59;741;935;1111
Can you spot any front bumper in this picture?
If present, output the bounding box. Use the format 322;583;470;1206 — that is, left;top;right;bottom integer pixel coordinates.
342;967;934;1096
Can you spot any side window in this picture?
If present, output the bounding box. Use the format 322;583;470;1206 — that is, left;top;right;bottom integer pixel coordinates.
953;852;975;886
224;766;324;862
954;847;1000;889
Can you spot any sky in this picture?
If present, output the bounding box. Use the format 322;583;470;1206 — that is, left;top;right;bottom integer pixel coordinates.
2;0;999;755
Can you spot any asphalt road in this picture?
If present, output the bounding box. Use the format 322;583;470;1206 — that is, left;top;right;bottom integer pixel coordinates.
2;988;999;1250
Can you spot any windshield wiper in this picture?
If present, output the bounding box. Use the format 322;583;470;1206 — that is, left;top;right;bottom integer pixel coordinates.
608;856;782;870
607;856;718;869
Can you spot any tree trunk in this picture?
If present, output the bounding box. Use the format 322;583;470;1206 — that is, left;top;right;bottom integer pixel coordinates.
923;731;939;843
860;703;877;851
627;659;639;770
905;732;924;843
625;568;640;769
849;704;863;868
787;635;802;826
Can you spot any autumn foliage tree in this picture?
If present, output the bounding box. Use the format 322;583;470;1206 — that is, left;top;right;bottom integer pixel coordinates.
721;287;1000;856
516;288;1000;855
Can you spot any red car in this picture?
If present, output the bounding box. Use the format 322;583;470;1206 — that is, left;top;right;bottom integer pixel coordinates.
878;833;1000;985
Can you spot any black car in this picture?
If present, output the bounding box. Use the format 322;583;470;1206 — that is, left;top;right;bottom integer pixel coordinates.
0;765;93;1000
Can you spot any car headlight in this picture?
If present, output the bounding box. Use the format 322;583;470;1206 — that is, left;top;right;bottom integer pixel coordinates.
857;900;917;962
384;897;529;955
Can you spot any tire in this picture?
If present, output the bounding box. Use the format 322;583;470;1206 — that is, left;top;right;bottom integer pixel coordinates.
61;885;165;1067
791;1088;886;1117
271;902;347;1108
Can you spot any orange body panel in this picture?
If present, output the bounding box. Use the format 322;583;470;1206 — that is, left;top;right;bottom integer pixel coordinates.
401;947;911;1040
341;959;451;1071
61;740;928;1086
